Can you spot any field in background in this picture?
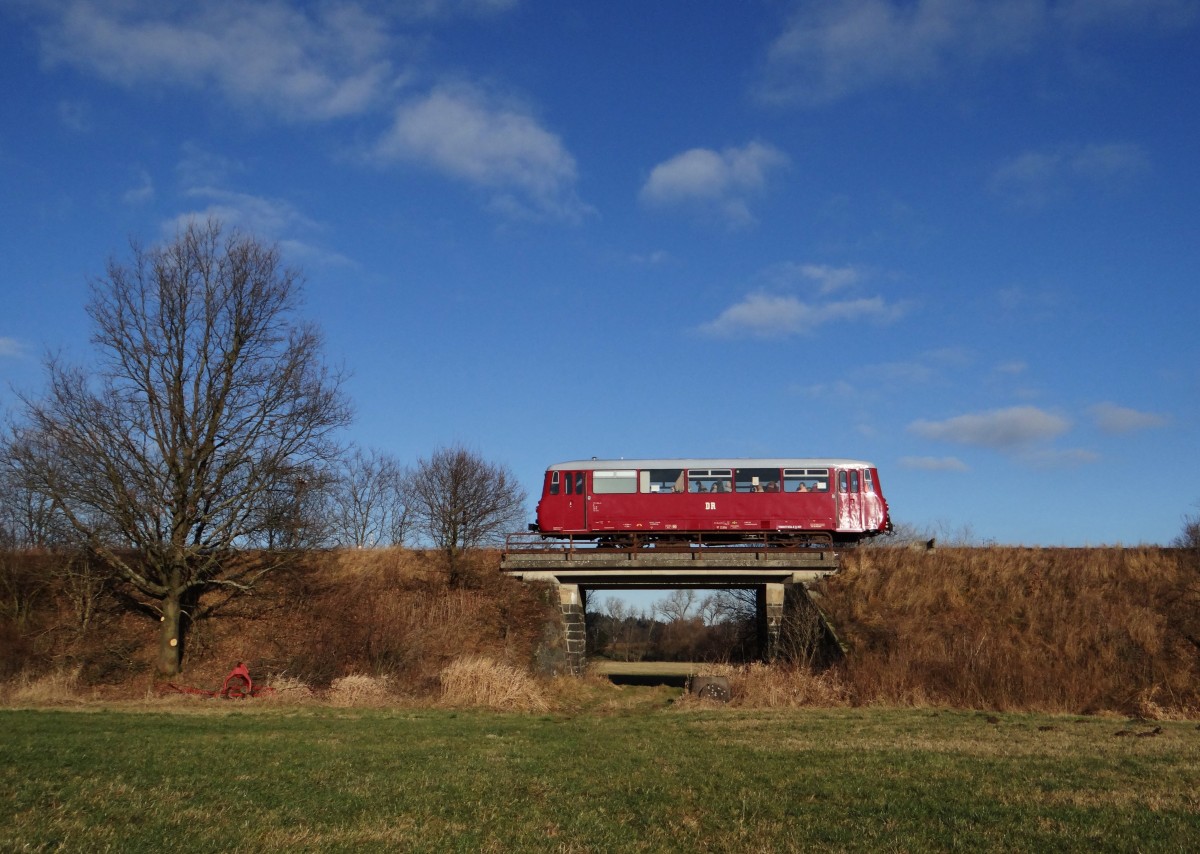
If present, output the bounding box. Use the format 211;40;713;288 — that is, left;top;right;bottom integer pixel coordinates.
3;705;1198;852
2;546;1199;716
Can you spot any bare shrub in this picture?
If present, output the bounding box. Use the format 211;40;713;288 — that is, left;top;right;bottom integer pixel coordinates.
327;674;392;707
439;656;549;713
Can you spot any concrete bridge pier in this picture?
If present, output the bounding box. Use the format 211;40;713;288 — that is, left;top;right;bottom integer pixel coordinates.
756;582;786;661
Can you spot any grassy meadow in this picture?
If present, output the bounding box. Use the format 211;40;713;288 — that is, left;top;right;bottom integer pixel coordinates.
3;703;1199;852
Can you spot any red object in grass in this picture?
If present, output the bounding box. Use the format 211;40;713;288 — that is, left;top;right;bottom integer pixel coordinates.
159;662;273;699
220;661;253;699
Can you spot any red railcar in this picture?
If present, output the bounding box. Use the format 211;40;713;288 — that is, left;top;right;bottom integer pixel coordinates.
534;458;892;546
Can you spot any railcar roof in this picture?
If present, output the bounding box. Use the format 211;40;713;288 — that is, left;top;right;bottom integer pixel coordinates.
546;458;876;471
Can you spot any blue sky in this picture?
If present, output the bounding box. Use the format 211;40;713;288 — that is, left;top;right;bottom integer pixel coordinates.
2;0;1198;548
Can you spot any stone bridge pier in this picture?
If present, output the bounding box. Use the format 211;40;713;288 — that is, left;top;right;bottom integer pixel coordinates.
557;584;587;674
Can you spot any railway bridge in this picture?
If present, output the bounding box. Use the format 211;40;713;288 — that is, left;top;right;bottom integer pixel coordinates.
501;534;842;676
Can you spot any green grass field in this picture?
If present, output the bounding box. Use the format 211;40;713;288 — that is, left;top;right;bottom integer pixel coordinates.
2;704;1198;852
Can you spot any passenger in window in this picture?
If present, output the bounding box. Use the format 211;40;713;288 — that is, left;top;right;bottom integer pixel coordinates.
796;482;808;492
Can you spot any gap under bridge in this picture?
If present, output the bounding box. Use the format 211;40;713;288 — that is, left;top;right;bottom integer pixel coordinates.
501;533;845;675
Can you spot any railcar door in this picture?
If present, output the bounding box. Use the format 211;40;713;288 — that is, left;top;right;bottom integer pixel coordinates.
547;469;588;532
562;469;587;531
836;469;863;532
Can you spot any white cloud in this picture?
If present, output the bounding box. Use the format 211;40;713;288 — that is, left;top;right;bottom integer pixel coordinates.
374;86;587;221
123;169;155;205
629;250;672;266
37;1;396;121
395;0;521;20
1088;402;1169;434
640;142;788;226
699;292;902;338
909;405;1070;448
757;0;1198;105
865;349;971;385
994;360;1028;375
176;144;243;189
164;189;351;267
900;455;969;472
990;143;1150;207
762;262;865;294
171;187;318;238
700;259;905;337
758;0;1044;105
57;99;91;132
0;337;26;358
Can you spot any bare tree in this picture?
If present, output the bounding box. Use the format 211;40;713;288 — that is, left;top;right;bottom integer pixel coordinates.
1173;505;1200;550
601;596;640;661
328;446;407;547
401;445;527;582
7;219;350;676
0;435;71;548
653;588;697;623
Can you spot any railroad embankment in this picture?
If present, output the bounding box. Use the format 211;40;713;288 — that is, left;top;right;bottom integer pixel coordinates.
824;547;1200;715
2;546;1197;716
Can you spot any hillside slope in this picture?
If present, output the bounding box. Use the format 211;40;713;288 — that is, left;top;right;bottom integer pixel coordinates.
3;546;1197;715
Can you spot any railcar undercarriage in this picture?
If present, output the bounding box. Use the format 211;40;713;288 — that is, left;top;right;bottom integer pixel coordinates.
552;530;838;549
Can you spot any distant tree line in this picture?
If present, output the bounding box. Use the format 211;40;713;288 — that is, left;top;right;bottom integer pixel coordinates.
585;590;760;663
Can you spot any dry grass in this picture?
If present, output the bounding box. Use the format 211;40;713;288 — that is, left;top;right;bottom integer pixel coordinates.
822;547;1200;716
259;673;316;704
438;656;550;712
327;674;393;707
674;662;852;709
4;667;84;706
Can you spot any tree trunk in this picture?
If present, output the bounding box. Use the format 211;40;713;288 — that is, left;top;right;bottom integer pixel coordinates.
157;587;184;678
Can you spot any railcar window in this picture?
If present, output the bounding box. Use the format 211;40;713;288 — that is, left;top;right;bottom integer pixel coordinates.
864;469;875;493
736;467;781;493
784;468;829;493
850;471;860;492
838;472;848;493
592;470;637;494
687;468;732;493
549;472;560;496
641;469;685;494
575;472;586;494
